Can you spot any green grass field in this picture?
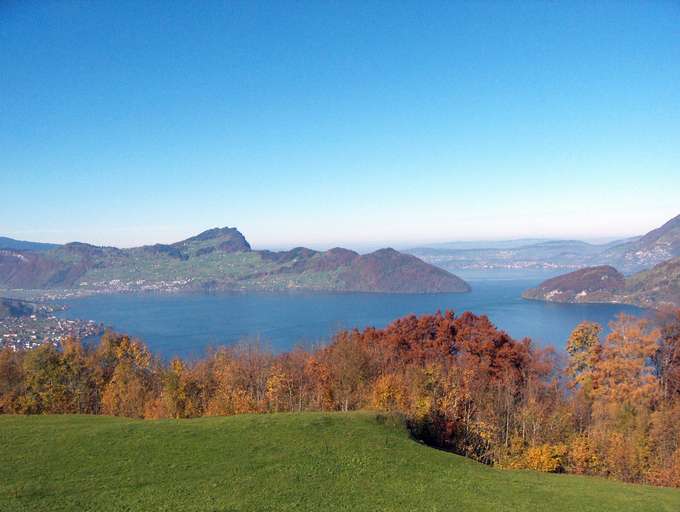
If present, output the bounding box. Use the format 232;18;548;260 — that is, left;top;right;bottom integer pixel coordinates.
1;412;678;511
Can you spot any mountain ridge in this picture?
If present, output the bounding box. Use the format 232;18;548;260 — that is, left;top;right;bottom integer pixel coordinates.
0;227;470;295
0;236;60;252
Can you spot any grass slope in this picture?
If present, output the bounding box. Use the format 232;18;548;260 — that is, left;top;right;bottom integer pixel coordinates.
1;412;678;511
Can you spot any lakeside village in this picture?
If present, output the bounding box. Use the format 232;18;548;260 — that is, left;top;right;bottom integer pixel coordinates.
0;302;104;351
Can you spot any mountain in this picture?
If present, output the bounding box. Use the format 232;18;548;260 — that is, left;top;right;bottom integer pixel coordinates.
171;226;252;254
408;214;680;275
335;248;470;293
523;258;680;308
594;214;680;272
0;236;59;252
0;227;470;295
407;239;616;273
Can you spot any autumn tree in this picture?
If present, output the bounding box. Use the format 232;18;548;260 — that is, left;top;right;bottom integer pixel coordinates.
320;331;374;412
0;347;24;413
654;308;680;401
19;341;97;414
586;316;661;482
99;334;156;418
592;315;659;409
566;321;601;390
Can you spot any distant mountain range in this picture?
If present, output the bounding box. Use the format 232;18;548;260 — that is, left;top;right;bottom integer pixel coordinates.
408;214;680;275
3;214;677;301
0;228;470;295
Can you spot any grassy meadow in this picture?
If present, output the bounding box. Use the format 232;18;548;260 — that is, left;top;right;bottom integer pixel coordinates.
1;412;678;511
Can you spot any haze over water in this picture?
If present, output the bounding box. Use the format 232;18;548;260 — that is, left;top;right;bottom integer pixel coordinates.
59;277;642;359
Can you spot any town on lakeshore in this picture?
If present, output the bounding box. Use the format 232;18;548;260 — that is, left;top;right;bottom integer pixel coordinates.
0;300;103;351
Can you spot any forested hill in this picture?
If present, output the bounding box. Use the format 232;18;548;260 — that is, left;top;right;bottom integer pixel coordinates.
523;257;680;308
0;227;470;294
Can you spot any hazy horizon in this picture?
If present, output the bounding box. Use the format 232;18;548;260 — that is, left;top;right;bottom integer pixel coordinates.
0;219;662;253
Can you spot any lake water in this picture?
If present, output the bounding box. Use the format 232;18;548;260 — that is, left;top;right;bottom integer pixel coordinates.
58;278;644;359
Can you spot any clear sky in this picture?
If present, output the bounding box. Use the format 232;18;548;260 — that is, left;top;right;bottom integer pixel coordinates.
1;1;679;250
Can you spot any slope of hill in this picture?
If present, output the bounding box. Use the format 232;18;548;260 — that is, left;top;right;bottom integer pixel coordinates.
0;228;470;294
617;257;680;308
1;412;678;512
596;214;680;272
523;258;680;308
522;266;626;303
0;236;59;252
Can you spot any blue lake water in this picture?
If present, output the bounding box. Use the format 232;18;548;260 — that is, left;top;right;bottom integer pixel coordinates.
58;278;644;359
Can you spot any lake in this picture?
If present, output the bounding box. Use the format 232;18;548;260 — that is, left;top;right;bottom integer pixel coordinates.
58;277;644;359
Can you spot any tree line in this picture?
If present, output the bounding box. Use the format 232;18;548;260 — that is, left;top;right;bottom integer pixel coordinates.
1;309;679;487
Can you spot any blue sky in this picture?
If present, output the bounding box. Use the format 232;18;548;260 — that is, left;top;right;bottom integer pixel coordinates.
1;1;679;249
